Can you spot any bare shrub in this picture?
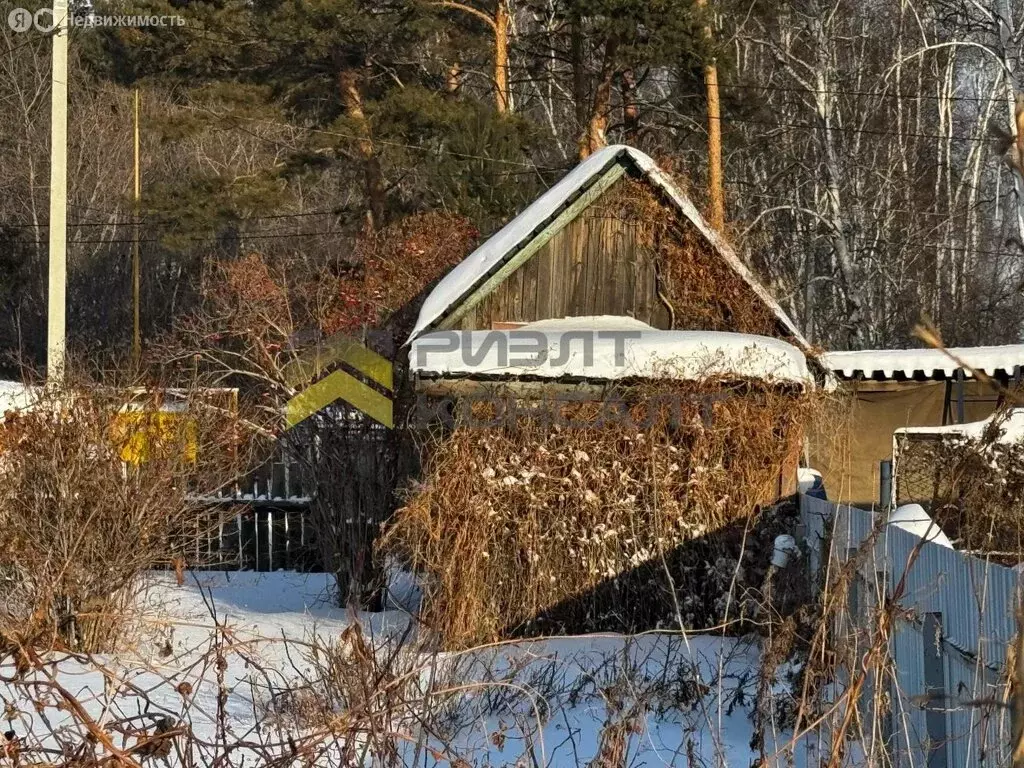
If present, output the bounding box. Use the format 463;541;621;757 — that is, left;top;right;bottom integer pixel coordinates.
158;214;477;607
262;621;433;764
379;380;814;648
0;375;243;652
893;407;1024;556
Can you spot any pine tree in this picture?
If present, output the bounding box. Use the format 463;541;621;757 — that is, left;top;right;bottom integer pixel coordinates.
87;0;539;231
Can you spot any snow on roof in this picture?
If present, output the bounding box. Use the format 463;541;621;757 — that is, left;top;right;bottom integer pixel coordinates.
410;329;812;386
409;145;808;348
895;408;1024;444
823;344;1024;380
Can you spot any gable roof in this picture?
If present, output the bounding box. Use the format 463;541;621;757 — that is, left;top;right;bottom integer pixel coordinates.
408;145;810;349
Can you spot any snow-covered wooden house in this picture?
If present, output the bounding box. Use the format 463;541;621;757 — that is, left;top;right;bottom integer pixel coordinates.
404;144;818;501
407;145;809;344
386;146;822;639
392;146;821;499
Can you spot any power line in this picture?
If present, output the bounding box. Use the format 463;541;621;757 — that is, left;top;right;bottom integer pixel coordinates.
723;184;1002;217
754;228;1024;259
8;214;1020;260
530;82;1007;142
1;208;351;229
171;101;560;172
14;228;351;246
713;81;1014;106
696;110;1001;143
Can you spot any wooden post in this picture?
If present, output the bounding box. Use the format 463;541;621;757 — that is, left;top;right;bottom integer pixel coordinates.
132;88;141;365
879;459;892;511
47;0;69;384
955;369;965;424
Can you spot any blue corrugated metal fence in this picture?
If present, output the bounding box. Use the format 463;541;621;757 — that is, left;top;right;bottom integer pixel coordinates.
799;493;1017;768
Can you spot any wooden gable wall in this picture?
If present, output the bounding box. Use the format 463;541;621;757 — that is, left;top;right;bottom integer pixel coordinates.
450;175;786;342
456;178;672;331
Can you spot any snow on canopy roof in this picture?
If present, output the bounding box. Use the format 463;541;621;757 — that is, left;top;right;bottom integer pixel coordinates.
408;145;808;348
410;329;812;386
823;345;1024;380
895;408;1024;444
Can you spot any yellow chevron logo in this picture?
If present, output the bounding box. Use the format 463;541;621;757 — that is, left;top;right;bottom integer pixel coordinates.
284;336;393;429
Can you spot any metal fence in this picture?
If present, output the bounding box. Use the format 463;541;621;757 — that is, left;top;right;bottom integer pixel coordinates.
799;493;1018;768
180;505;319;572
189;445;317;572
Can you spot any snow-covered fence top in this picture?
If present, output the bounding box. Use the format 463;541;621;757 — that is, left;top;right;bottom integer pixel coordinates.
893;407;1024;444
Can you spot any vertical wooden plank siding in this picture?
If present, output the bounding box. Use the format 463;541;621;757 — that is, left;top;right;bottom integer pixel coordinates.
521;258;538;319
460;176;674;331
440;163;627;330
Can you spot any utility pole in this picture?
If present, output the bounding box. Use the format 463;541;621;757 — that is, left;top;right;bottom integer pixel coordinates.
132;88;141;365
698;0;724;231
47;0;69;384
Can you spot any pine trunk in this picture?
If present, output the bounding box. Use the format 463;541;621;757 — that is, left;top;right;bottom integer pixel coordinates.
494;0;510;113
705;60;724;230
339;68;386;230
578;37;617;160
571;16;588;132
621;68;639;143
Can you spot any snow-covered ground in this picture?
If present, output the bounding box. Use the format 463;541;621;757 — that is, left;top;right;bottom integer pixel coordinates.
0;571;823;766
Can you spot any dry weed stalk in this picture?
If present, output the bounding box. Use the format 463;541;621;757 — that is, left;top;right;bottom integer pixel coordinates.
0;373;245;652
894;419;1024;556
381;380;814;648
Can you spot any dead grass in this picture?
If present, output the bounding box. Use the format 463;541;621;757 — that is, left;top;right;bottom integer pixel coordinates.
379;380;815;649
0;375;244;653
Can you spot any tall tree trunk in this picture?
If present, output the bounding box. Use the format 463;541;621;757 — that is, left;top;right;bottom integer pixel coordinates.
494;0;510;113
430;1;510;113
810;17;865;347
697;0;724;230
621;68;639;144
339;68;386;230
578;37;618;159
704;59;724;230
571;16;588;133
